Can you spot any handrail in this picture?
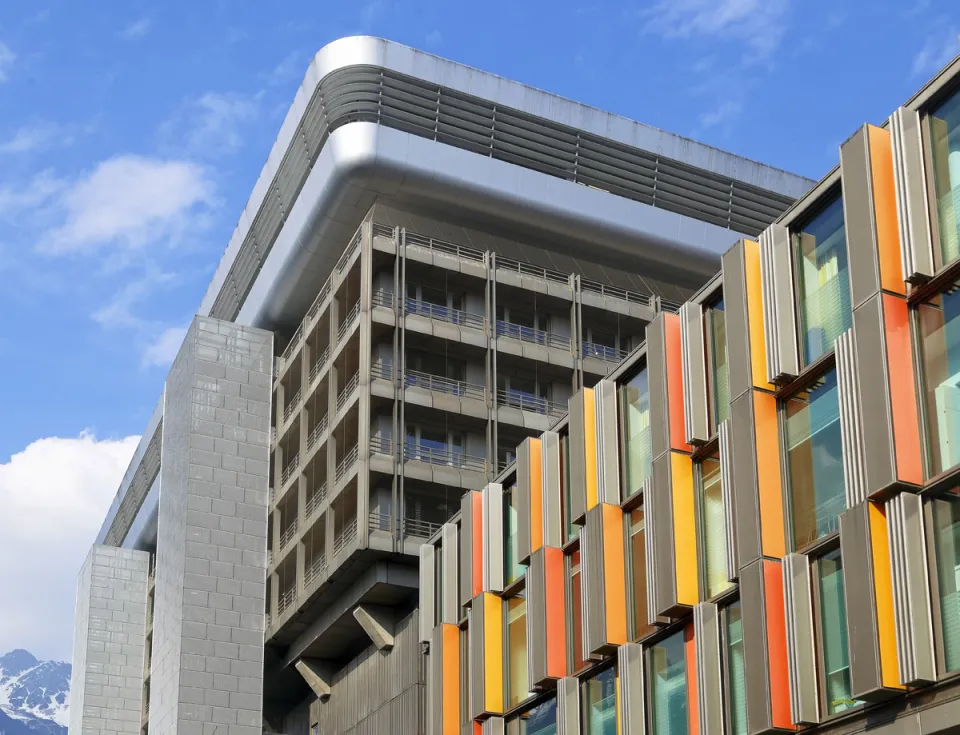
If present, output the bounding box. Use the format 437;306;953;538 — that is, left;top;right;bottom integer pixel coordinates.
281;453;300;485
405;231;485;262
580;278;654;307
403;517;443;539
337;299;362;341
279;517;299;550
308;278;333;319
278;585;296;615
336;372;360;412
404;298;485;330
336;227;362;273
305;482;328;518
497;388;566;418
370;436;394;455
372;223;395;239
404;369;485;400
581;341;629;363
496;320;571;350
333;517;358;555
283;387;302;424
372;290;395;308
281;323;305;361
496;256;570;285
307;415;328;450
335;445;359;482
370;361;393;381
309;346;330;383
404;441;486;472
304;553;328;587
368;511;393;533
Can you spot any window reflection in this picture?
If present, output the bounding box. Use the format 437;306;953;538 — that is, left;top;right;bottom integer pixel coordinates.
931;494;960;672
725;602;746;735
649;630;689;735
817;549;860;715
581;666;617;735
504;486;524;585
629;507;655;640
619;366;653;496
699;455;732;598
507;597;530;708
918;285;960;476
928;87;960;266
706;299;730;432
569;551;587;672
519;697;557;735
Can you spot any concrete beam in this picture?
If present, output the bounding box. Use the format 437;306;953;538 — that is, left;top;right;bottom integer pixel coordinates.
353;604;396;650
294;658;332;700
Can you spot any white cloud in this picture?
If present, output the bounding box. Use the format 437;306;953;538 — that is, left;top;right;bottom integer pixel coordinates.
0;122;73;155
160;92;260;157
142;325;188;367
263;51;304;87
39;155;214;255
640;0;791;59
0;432;139;660
698;100;743;131
0;170;66;217
0;41;15;83
912;31;960;78
119;18;151;39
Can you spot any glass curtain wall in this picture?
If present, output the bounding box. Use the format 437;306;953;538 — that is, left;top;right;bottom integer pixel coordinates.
699;455;732;598
818;549;859;715
706;300;730;431
505;486;524;585
629;507;655;640
931;494;960;672
918;283;960;476
649;630;689;735
581;666;617;735
620;367;653;497
725;602;746;735
519;697;557;735
507;597;530;708
929;87;960;265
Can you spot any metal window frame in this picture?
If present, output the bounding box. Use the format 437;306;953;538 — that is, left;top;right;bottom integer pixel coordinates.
614;349;651;502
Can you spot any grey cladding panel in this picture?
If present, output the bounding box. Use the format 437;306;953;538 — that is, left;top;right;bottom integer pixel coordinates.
722;242;752;402
890;106;935;280
840;126;882;309
646;317;670;461
730;392;761;567
739;561;773;735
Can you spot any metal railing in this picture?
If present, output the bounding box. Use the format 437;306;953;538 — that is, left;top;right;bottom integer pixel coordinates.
267;549;273;568
405;231;485;262
368;511;393;533
404;369;485;400
403;517;443;539
404;441;486;472
372;223;395;240
336;228;362;273
309;346;330;383
333;517;358;555
370;361;393;381
496;320;571;350
337;372;360;412
372;290;395;308
496;256;571;286
283;387;301;424
337;299;362;341
308;277;333;320
307;415;328;450
305;483;328;518
279;517;299;550
370;435;394;455
497;389;566;418
281;322;305;361
335;445;359;482
580;278;653;306
581;341;629;362
304;553;328;587
404;298;485;330
281;453;300;486
278;586;296;615
265;612;272;631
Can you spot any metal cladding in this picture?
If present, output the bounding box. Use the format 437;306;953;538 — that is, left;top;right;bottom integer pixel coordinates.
681;301;710;444
556;677;580;735
617;643;645;735
783;553;819;726
420;543;436;642
526;546;567;686
595;380;622;505
429;624;461;735
890;107;935;281
581;504;628;656
470;592;504;719
759;223;800;384
567;389;596;524
441;523;459;625
836;329;868;508
482;484;504;594
694;602;724;735
461;491;483;607
718;420;739;582
516;438;542;565
541;431;563;548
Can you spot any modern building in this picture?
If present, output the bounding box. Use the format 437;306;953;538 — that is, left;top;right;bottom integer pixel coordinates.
418;49;960;735
66;36;814;735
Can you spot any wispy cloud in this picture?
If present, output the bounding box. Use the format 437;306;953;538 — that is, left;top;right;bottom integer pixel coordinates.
0;170;66;217
0;122;77;155
912;30;960;77
119;18;151;40
0;41;15;83
160;91;260;157
142;325;189;367
262;51;305;87
698;100;743;133
361;0;387;24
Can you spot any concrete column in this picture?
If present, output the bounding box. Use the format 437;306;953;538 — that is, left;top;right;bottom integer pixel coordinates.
149;316;273;735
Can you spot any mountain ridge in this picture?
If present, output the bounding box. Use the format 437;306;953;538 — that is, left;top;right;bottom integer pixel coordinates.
0;650;69;735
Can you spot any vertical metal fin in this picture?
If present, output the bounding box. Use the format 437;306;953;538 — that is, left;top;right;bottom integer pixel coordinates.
694;603;723;735
643;477;660;628
420;543;435;642
836;329;867;508
556;677;580;735
595;380;622;504
681;302;710;444
783;553;820;725
441;523;459;625
890;106;935;281
481;484;504;593
618;643;645;735
760;223;800;383
541;430;563;548
718;420;739;582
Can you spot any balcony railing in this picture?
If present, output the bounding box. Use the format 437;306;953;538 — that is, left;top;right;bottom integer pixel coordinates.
337;372;360;412
404;441;486;472
337;299;361;342
279;518;299;551
336;227;362;273
404;298;485;330
404;369;485;400
305;483;328;519
304;553;328;587
580;278;654;307
370;435;394;455
335;445;359;482
370;361;393;381
497;388;566;418
281;453;300;486
495;320;571;350
333;517;358;555
581;341;629;363
496;256;570;286
405;231;485;263
372;290;395;308
283;387;302;424
310;346;330;383
372;223;395;240
403;517;443;539
278;586;296;616
308;415;329;450
308;278;333;320
281;323;304;361
368;511;393;533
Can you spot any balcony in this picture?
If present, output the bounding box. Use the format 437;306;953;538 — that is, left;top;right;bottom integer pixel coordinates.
336;227;362;274
403;516;443;539
333;517;358;555
281;453;300;486
404;298;485;330
309;346;330;384
404;441;486;473
497;388;566;418
307;415;329;451
372;290;395;309
282;387;302;425
370;435;394;455
278;585;296;616
496;256;571;288
404;369;485;401
281;322;305;362
335;445;360;483
369;511;394;534
337;299;361;342
304;553;328;587
581;341;629;363
279;518;299;551
305;483;328;519
496;320;571;350
336;372;360;413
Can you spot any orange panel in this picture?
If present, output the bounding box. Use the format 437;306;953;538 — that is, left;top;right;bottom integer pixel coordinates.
869;502;905;689
665;314;693;452
882;294;923;486
868;126;906;296
472;492;483;598
482;593;503;713
685;623;699;735
602;504;628;645
671;452;698;606
754;391;786;558
585;388;599;510
763;560;795;730
530;438;544;553
744;239;777;392
544;546;567;678
442;624;460;734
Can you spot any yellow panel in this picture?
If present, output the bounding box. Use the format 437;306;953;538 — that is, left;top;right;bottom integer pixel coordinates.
585;388;598;510
602;504;627;645
869;503;905;690
530;438;543;553
442;624;460;733
743;239;776;392
754;390;786;559
671;452;698;606
483;593;504;712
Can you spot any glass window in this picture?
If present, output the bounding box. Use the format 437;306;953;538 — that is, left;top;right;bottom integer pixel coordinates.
569;551;587;672
619;366;653;497
561;434;580;543
507;597;530;708
649;630;689;735
504;486;523;585
928;87;960;266
784;369;846;550
518;697;557;735
930;494;960;672
817;549;859;715
793;195;852;365
917;284;960;477
698;454;733;599
724;602;746;735
706;299;730;432
629;506;655;640
581;666;617;735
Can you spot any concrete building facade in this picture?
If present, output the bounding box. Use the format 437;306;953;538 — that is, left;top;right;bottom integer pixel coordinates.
69;36;814;735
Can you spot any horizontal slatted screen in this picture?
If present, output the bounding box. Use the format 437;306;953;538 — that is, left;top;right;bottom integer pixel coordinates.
210;65;796;321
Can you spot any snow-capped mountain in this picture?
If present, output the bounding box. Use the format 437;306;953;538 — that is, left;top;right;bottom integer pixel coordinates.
0;650;69;735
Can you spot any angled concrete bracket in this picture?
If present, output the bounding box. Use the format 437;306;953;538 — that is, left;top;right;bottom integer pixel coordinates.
353;604;396;650
295;657;333;700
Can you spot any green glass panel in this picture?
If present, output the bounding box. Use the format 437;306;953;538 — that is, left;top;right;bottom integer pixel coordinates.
818;549;860;714
700;456;732;598
928;88;960;266
794;195;852;365
726;602;746;735
620;367;652;496
932;497;960;672
581;666;617;735
707;301;730;431
917;286;960;476
519;697;557;735
785;369;846;550
650;630;688;735
561;434;580;542
505;488;524;584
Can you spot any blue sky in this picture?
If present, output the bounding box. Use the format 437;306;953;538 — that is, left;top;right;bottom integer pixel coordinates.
0;0;957;662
